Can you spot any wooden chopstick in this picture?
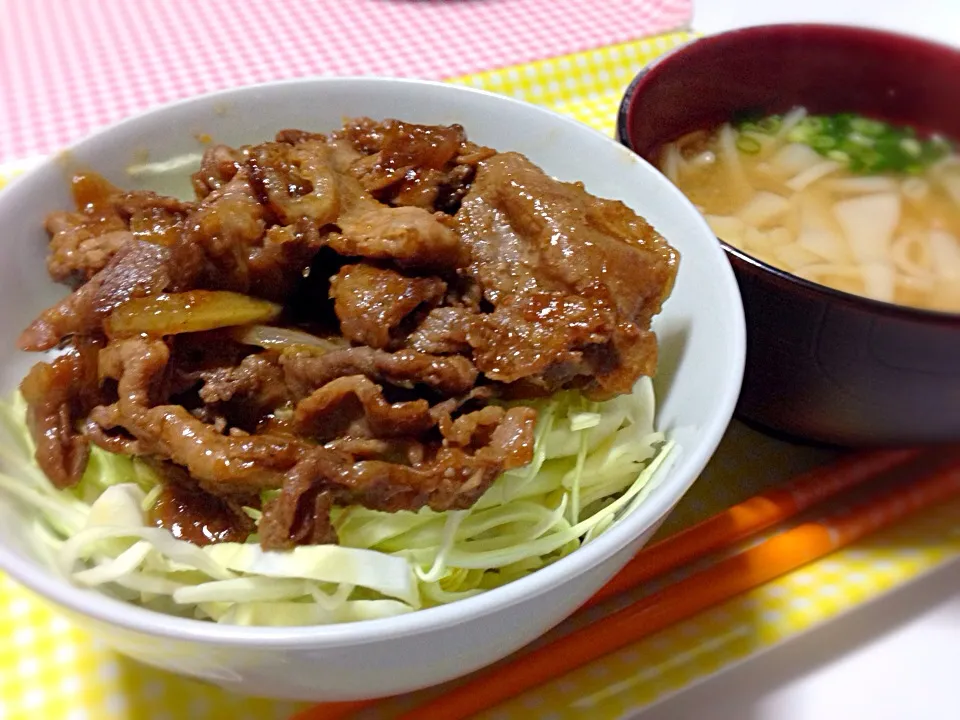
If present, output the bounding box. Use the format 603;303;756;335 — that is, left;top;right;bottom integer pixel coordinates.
292;702;373;720
584;448;920;608
390;456;960;720
292;448;922;720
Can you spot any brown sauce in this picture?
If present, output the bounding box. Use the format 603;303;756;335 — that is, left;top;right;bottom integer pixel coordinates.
149;483;252;546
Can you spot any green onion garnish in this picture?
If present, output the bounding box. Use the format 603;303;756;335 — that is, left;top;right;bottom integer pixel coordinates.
756;116;782;134
736;135;762;154
735;110;953;174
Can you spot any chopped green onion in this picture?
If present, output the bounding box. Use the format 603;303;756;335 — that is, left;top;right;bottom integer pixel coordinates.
750;109;954;175
756;116;782;134
849;117;886;136
900;138;922;157
860;149;883;167
736;135;762;154
847;132;874;147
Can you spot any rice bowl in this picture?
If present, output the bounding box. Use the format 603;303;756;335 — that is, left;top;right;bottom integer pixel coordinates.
0;77;744;700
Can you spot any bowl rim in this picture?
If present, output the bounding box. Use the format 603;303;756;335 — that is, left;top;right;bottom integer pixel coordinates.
616;22;960;327
0;75;746;647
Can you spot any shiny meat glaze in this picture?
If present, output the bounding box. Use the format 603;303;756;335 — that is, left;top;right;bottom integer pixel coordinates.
16;118;678;550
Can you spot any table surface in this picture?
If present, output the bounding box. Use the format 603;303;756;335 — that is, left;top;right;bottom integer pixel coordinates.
642;4;960;719
2;2;958;718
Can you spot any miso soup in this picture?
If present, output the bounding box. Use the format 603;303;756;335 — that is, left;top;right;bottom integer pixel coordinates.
661;108;960;313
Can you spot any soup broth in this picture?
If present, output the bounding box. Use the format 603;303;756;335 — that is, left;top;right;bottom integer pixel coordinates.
661;108;960;313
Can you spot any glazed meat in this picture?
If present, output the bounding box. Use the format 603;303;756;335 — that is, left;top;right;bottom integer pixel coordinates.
19;240;176;352
46;173;196;285
46;217;131;285
148;477;256;546
332;205;465;269
17;117;678;551
454;152;678;398
192;144;244;198
407;306;474;355
293;375;436;440
182;169;267;292
467;292;617;390
20;341;101;488
330;264;446;349
279;346;479;397
330;118;496;212
245;140;341;226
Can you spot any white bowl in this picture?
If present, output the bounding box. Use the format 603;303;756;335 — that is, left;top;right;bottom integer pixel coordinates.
0;77;745;701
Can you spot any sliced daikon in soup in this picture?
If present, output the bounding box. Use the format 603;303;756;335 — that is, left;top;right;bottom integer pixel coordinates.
661;108;960;312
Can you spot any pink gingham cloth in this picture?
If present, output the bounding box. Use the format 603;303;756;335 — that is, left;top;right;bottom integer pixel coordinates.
0;0;690;163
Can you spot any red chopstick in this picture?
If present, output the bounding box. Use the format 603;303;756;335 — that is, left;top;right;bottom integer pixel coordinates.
292;448;922;720
392;454;959;720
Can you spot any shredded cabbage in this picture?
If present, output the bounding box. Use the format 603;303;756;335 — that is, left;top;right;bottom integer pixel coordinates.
0;379;676;626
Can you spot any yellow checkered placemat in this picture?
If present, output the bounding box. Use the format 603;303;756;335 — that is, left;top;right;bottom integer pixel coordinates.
4;31;960;720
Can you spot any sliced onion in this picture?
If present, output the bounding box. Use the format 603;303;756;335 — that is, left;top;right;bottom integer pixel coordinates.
769;142;822;176
776;107;809;140
795;263;870;297
744;227;793;254
860;263;896;302
896;274;936;292
833;192;901;265
795;263;866;282
232;325;347;353
797;228;849;264
690;150;717;168
661;144;682;183
932;279;960;312
773;243;821;271
737;191;791;227
901;177;930;201
704;214;746;244
786;160;843;192
823;177;899;194
929;229;960;279
937;171;960;206
107;291;281;338
718;123;753;200
891;234;932;278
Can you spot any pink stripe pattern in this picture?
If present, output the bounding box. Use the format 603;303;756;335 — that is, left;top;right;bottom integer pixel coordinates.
0;0;690;162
